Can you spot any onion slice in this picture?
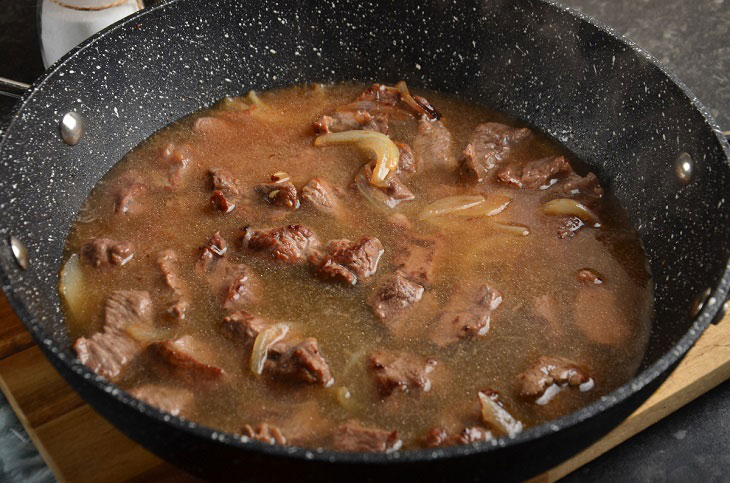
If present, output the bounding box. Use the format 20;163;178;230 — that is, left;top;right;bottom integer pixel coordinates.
395;81;426;117
492;222;530;236
250;323;289;375
478;390;523;438
459;195;512;217
59;254;85;323
542;198;599;224
314;130;400;188
420;195;485;219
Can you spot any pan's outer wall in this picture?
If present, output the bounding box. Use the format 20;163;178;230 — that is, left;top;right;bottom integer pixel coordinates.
0;0;728;480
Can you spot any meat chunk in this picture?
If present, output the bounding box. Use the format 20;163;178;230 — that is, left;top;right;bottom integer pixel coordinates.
130;384;194;417
516;356;594;405
424;426;492;448
431;283;503;346
241;225;320;264
393;236;439;286
461;122;531;182
333;420;402;453
196;232;228;273
368;273;425;325
73;291;152;381
351;163;415;209
560;171;604;203
80;238;134;268
222;264;258;310
395;142;419;175
301;177;340;215
313;109;388;135
312;237;384;285
557;216;585;239
147;335;225;385
254;180;300;210
208;167;240;213
156;249;189;320
369;351;437;397
221;311;268;349
576;268;604;285
241;423;287;445
159;143;190;189
496;155;572;189
209;167;240;197
413;118;455;171
265;338;333;387
112;176;147;215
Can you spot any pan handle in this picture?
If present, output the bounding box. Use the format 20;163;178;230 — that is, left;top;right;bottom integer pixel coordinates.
0;77;31;100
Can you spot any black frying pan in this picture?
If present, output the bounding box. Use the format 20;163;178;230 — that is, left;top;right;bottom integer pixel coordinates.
1;0;729;480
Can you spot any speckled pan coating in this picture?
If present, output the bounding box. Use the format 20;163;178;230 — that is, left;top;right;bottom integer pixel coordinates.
0;0;728;480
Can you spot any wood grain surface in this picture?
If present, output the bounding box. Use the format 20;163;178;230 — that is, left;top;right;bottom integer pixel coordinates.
0;291;727;482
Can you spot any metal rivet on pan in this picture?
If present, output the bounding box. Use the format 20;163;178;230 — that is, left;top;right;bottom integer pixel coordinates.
711;298;729;325
60;111;85;145
691;287;711;317
674;152;693;185
9;236;29;270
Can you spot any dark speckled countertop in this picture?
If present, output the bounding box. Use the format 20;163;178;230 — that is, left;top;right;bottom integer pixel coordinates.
0;0;728;481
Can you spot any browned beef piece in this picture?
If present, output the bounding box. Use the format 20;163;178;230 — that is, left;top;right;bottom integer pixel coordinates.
301;177;339;215
242;423;287;445
73;291;152;381
369;351;437;397
576;268;604;285
265;338;333;386
210;190;235;213
557;216;585;239
159;143;190;189
516;356;594;405
222;264;258;310
496;155;572;189
395;142;419;175
560;171;604;203
112;176;147;215
393;236;439;286
197;232;228;272
369;273;425;324
80;238;134;268
333;420;401;452
313;109;388;135
313;237;384;285
208;167;240;213
423;426;492;448
209;167;240;197
431;283;503;346
156;249;189;320
221;310;268;349
254;180;300;210
241;225;320;264
130;384;194;417
413;118;455;171
461;122;531;182
351;163;415;209
147;335;225;385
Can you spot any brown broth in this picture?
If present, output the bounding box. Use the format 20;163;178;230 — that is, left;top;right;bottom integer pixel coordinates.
60;83;653;449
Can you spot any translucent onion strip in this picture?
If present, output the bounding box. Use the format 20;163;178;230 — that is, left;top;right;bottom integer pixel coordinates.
478;390;523;438
492;222;530;236
458;195;512;217
250;323;289;375
59;254;85;323
420;195;485;219
314;130;400;188
395;81;426;118
542;198;599;224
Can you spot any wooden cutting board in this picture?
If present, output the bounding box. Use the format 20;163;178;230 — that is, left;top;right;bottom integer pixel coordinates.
0;291;728;483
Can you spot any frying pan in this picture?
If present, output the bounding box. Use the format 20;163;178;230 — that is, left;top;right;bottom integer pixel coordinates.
1;0;729;480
